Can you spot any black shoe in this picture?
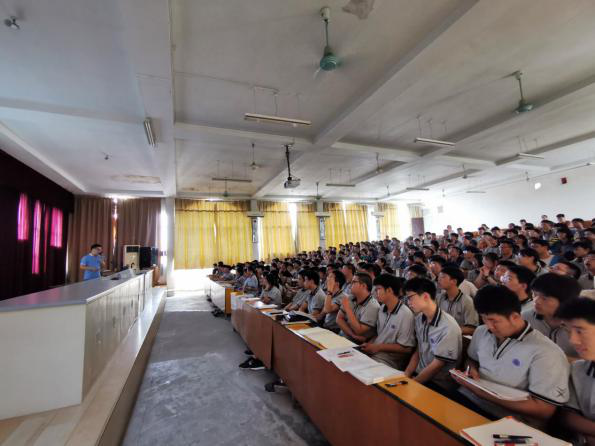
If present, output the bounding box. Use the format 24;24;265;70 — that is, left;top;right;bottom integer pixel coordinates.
239;357;253;368
244;349;253;355
249;359;265;371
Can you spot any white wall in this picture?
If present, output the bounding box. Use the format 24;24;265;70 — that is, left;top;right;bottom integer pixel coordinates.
423;165;595;233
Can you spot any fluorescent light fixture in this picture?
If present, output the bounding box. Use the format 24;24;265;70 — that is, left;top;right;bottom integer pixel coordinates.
414;137;455;147
325;183;356;188
211;177;252;183
405;187;430;191
466;190;487;194
518;152;544;159
534;182;542;190
244;112;311;127
143;118;156;148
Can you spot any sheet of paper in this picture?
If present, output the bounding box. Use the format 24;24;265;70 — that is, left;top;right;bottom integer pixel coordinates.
449;370;529;401
460;417;571;446
323;347;379;372
250;301;277;310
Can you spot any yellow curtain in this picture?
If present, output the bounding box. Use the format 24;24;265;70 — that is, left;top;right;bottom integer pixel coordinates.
378;203;400;239
324;202;348;248
174;200;252;269
215;201;252;265
344;203;369;243
296;203;319;252
174;199;217;269
260;201;295;260
324;202;369;247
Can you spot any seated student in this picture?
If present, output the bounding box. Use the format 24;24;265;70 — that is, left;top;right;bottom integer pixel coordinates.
360;274;415;370
341;263;355;296
318;267;328;292
551;259;583;281
241;266;259;294
259;272;283;306
522;273;581;359
501;265;536;312
436;266;479;335
474;252;500;288
336;273;380;343
298;269;326;318
403;277;462;392
518;248;548;276
321;269;347;332
555;298;595;445
284;270;309;311
530;238;560;267
453;285;569;425
233;264;245;290
498;239;517;262
217;264;235;281
364;263;381;298
405;263;428;280
579;253;595;297
572;241;592;274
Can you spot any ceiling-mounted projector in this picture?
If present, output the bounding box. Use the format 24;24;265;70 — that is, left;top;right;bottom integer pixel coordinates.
284;177;301;189
283;143;300;189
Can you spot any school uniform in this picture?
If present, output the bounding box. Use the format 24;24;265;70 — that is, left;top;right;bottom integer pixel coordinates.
436;290;479;329
521;310;577;357
566;360;595;421
306;287;326;314
459;279;478;297
370;301;416;370
339;294;381;341
414;308;462;390
323;290;346;332
460;323;570;419
291;288;309;307
242;275;258;293
519;296;535;313
342;281;353;297
579;273;594;290
260;286;282;306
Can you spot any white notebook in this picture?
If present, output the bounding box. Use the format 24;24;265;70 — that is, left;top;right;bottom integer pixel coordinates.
296;327;357;349
250;301;277;310
460;417;571;446
349;364;405;385
449;370;529;401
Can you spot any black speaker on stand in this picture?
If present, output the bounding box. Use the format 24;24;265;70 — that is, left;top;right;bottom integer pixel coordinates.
139;247;158;269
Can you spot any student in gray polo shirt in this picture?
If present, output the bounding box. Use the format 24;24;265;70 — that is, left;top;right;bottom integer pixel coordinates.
453;285;569;425
436;266;479;335
259;272;283;306
321;269;347;333
284;270;309;311
360;274;415;370
501;265;536;313
299;269;326;320
336;272;380;343
555;298;595;444
403;277;462;392
522;273;582;358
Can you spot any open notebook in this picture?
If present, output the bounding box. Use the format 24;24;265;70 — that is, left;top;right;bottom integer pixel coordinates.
460;417;571;446
296;327;357;349
449;370;529;401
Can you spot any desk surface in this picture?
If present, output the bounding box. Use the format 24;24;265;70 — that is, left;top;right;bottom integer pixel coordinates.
0;272;149;312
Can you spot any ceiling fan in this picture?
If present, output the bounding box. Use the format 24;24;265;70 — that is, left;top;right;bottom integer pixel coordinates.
313;7;342;79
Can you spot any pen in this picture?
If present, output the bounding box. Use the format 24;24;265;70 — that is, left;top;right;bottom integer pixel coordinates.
493;440;530;445
493;435;532;439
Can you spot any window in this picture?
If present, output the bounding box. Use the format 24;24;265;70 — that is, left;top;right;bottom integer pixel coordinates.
50;208;63;248
17;193;29;241
32;200;42;274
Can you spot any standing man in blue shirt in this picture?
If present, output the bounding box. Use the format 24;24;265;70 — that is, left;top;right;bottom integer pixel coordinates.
80;244;105;281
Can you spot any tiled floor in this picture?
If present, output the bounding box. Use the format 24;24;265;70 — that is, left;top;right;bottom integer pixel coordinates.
122;292;328;446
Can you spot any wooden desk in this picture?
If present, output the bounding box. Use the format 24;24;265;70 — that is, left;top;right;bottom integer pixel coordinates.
236;303;488;445
208;280;234;315
234;299;274;369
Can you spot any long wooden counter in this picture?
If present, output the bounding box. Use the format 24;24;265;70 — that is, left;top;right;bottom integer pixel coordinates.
231;292;488;446
0;270;154;420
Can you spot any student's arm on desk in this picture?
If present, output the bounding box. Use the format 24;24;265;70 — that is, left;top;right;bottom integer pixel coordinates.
336;311;366;343
412;358;446;384
361;340;412;355
322;293;339;315
461;325;476;336
560;409;595;440
340;295;373;337
404;349;420;378
451;372;557;420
